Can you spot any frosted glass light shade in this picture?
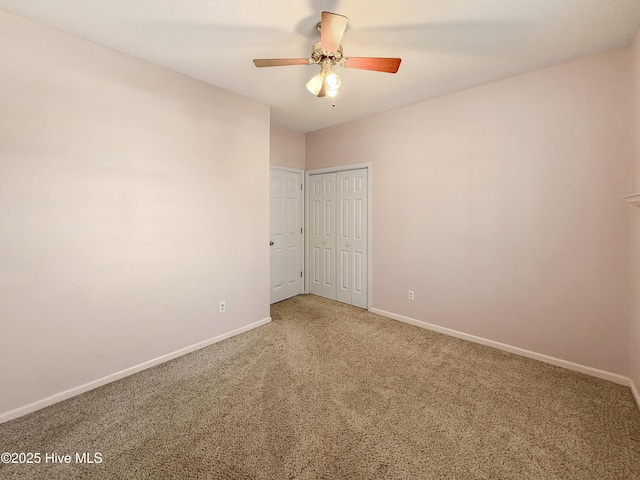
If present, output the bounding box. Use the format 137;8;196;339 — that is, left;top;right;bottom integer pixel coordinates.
306;72;325;95
325;71;341;89
306;69;341;97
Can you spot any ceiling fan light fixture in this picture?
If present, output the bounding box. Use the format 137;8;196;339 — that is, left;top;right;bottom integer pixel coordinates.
254;12;400;104
306;71;326;95
306;68;341;97
324;70;341;98
325;71;341;89
325;87;340;98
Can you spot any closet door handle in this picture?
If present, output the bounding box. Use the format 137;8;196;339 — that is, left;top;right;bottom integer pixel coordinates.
269;241;274;246
345;243;350;247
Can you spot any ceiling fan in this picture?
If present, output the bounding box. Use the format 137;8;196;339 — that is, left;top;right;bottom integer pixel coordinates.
253;11;401;101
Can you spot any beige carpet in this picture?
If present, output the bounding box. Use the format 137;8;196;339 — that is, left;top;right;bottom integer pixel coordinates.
1;294;639;479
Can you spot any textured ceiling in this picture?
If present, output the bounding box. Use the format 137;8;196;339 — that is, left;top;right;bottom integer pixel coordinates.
1;0;640;132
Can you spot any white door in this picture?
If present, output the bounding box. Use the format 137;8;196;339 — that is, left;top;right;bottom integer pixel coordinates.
308;168;368;307
336;169;368;308
309;173;337;300
270;169;303;304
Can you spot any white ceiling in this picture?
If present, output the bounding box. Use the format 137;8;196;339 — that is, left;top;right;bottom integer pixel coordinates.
2;1;640;132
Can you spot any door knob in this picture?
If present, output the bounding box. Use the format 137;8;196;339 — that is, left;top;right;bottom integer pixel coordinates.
269;241;274;246
345;243;350;247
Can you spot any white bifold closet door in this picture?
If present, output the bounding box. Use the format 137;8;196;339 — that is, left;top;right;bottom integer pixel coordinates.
309;173;337;300
309;169;368;308
336;169;368;308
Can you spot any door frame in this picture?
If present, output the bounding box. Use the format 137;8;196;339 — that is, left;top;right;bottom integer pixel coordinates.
270;166;305;304
304;162;372;310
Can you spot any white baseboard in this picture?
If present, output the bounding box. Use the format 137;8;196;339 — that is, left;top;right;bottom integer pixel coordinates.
0;317;272;424
631;379;640;411
370;308;629;386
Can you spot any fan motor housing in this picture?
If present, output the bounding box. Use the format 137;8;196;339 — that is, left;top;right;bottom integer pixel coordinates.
311;42;343;65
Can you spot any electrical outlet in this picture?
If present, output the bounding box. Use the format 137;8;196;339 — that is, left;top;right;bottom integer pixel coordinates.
408;290;415;301
219;301;226;313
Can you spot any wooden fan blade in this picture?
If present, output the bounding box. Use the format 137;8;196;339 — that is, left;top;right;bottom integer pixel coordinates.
253;58;310;67
343;57;402;73
321;11;348;52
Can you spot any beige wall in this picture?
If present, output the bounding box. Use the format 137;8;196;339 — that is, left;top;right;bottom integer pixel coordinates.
307;48;633;376
0;12;270;417
631;30;640;398
270;123;305;169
